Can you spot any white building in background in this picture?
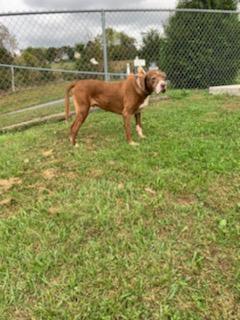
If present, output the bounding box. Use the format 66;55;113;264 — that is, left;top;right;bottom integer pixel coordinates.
74;52;81;60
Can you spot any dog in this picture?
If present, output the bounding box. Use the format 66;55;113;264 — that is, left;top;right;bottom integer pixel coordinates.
65;67;167;146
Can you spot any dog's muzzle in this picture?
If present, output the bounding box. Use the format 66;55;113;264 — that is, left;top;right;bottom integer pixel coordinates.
161;84;166;93
155;81;167;94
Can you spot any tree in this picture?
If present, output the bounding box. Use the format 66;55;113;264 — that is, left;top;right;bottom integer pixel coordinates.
57;46;75;61
65;46;75;60
161;0;240;88
0;23;16;54
75;28;138;74
0;23;16;90
75;43;85;54
21;47;47;66
14;48;54;86
177;0;237;10
46;47;58;63
140;29;166;67
0;47;14;90
105;28;138;61
75;37;103;73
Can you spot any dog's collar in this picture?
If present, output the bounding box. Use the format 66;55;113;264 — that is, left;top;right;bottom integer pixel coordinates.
144;76;152;95
134;74;151;96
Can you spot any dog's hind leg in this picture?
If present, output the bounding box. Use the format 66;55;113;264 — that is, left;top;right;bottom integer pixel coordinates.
70;109;89;145
70;97;90;145
135;112;146;139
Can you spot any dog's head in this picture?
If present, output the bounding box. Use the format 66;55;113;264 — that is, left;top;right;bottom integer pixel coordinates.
136;67;167;95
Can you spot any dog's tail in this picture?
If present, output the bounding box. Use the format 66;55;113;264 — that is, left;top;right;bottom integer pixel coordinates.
65;81;77;120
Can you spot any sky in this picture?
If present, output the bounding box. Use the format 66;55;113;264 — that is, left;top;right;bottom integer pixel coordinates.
0;0;177;12
0;0;179;50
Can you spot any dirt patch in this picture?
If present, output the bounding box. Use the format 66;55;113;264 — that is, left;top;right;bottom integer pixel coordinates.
88;169;103;178
42;169;57;180
222;103;240;112
28;182;52;194
203;112;218;122
208;283;240;319
12;308;32;320
42;149;54;157
84;139;96;151
206;175;240;211
0;197;13;206
48;206;60;215
65;172;78;180
145;187;157;196
118;183;124;190
161;192;197;207
176;196;196;206
0;177;22;194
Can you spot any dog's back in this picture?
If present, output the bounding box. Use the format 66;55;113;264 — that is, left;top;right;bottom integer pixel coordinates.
66;79;127;116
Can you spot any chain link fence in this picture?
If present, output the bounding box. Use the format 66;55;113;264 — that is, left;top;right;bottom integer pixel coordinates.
0;8;240;129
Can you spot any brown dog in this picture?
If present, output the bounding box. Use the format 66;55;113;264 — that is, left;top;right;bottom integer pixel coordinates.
65;67;166;145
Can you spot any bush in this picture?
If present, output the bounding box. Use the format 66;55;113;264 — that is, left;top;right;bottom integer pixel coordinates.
160;6;240;88
0;47;13;91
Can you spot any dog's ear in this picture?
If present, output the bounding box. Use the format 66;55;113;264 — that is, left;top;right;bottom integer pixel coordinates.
137;66;146;76
136;68;147;93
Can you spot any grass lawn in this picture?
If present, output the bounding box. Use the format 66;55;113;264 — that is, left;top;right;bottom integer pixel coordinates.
0;90;240;319
0;82;69;129
0;82;67;115
51;61;76;70
0;103;64;129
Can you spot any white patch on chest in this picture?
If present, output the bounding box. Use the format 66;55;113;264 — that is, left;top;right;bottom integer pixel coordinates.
138;96;150;110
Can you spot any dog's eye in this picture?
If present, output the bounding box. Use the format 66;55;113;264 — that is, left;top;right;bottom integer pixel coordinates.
151;77;156;81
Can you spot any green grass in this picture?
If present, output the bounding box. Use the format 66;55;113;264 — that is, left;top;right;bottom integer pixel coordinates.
0;81;69;129
51;61;76;70
0;103;64;129
0;90;240;319
0;82;67;115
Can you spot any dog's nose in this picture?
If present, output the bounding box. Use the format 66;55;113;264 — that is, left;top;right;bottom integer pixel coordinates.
161;83;166;92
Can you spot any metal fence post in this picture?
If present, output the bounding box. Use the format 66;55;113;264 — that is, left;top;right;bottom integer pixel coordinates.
101;10;109;81
11;66;16;92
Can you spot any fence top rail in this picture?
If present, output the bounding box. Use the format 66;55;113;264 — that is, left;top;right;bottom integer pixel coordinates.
0;8;240;17
0;63;127;77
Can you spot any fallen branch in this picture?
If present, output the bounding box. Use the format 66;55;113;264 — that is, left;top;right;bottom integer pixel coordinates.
0;111;75;133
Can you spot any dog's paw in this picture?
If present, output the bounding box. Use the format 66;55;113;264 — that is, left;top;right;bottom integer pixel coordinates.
140;134;147;139
69;136;77;146
129;141;140;146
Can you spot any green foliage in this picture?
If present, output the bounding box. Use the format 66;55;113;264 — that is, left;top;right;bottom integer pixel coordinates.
75;28;138;73
45;47;58;63
61;46;75;61
21;47;47;66
140;29;165;67
105;28;138;61
178;0;238;10
75;38;103;73
161;0;240;88
0;47;13;90
0;22;16;52
14;48;54;87
75;42;84;54
0;23;16;91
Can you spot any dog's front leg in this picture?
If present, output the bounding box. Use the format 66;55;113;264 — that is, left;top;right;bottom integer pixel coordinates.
122;112;139;146
135;112;146;139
